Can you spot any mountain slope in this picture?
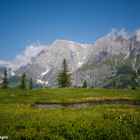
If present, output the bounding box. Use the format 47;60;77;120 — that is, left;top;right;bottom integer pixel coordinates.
15;40;89;87
73;31;140;88
0;29;140;88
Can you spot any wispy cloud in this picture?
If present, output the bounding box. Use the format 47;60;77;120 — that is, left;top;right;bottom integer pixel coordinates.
11;44;46;70
0;43;47;71
0;60;11;67
0;28;140;72
111;28;129;39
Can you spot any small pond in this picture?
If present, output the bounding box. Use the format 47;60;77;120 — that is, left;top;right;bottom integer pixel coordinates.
34;100;140;109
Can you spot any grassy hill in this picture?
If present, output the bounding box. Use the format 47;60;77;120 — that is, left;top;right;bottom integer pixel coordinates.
0;88;140;139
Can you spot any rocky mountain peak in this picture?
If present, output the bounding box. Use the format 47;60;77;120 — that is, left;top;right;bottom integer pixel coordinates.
0;29;140;88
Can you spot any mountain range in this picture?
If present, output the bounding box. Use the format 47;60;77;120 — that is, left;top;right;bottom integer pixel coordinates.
0;29;140;88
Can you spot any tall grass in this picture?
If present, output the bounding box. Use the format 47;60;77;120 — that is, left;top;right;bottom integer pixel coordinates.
0;89;140;139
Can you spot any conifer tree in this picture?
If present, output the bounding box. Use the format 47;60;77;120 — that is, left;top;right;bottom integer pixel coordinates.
29;77;33;90
83;80;87;88
112;79;116;89
58;58;71;87
1;68;8;89
19;72;26;89
130;70;139;90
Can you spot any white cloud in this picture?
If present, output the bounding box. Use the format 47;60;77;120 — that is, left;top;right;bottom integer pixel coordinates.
135;29;140;42
11;44;46;70
119;28;129;39
111;28;129;40
0;60;11;67
111;28;140;42
0;43;47;71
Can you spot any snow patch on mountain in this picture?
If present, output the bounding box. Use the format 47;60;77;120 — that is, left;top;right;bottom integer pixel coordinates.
10;71;15;76
36;79;48;85
78;62;84;67
1;28;140;88
41;69;50;77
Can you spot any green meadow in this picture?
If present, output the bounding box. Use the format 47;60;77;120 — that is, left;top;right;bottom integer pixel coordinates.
0;88;140;140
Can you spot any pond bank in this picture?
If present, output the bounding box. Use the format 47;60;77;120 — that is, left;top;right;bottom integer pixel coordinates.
34;100;140;109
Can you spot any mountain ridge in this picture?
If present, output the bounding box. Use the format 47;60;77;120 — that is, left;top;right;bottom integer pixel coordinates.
0;29;140;88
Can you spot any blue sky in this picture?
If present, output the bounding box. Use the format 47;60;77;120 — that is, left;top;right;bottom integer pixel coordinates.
0;0;140;60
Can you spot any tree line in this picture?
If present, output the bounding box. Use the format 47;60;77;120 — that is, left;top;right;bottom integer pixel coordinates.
0;69;33;90
0;58;88;89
